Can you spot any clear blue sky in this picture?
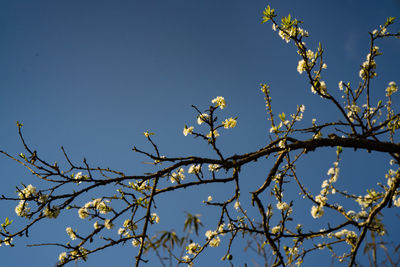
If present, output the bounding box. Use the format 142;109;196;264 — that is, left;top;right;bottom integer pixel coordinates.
1;0;400;266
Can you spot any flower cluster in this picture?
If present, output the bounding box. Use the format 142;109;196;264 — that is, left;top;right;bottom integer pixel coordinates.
104;219;114;229
58;252;68;263
208;164;220;172
69;247;88;261
129;180;149;192
311;80;327;95
132;238;141;247
188;164;201;174
43;205;60;219
205;230;221;247
66;227;77;240
197;113;209;125
151;213;160;224
206;129;219;140
211;96;226;109
15;200;30;217
222;117;237;129
297;50;317;74
118;219;138;237
359;47;379;80
18;184;37;199
78;198;112;219
186;242;200;255
386;81;398;97
356;190;378;209
73;172;90;184
183;125;194;136
276;201;292;214
311;162;340;219
170;168;185;183
346;104;361;122
271;225;281;234
385;168;399;188
297;59;307;74
333;229;358;246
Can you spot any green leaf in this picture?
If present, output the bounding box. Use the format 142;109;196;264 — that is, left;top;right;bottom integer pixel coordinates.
1;217;13;228
282;14;292;27
336;146;343;155
279;112;286;121
384;16;396;27
262;5;276;23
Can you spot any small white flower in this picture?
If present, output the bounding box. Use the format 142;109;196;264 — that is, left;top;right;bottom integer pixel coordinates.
186;242;200;255
208;164;220;172
209;236;221;247
338;81;344;90
59;252;68;263
132;239;140;247
222;117;237;129
278;140;285;148
151;213;160;224
93;221;101;229
271;226;280;234
234;201;240;211
327;168;335;175
183;126;194;136
276;202;289;211
188;164;201;174
386;81;398;97
66;227;77;240
393;197;400;207
105;219;114;229
297;59;306;74
311;205;324;219
206;130;220;139
197;113;209;125
211;96;226;109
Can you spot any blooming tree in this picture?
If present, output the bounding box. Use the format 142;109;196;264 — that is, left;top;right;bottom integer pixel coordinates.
1;5;400;267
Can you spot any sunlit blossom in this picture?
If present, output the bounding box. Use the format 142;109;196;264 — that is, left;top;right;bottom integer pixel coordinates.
66;227;77;240
211;96;226;109
311;205;324;219
188;164;201;174
208;164;220;172
197;113;209;125
151;213;160;224
183;126;194;136
222;117;237;129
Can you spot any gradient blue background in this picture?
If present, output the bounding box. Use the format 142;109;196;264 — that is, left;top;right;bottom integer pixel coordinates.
1;0;400;266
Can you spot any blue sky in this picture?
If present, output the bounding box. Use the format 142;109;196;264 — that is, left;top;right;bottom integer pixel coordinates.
1;0;400;266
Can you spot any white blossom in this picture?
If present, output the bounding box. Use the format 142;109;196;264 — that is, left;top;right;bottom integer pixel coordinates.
66;227;77;240
211;96;226;109
188;164;201;174
208;164;220;172
183;126;194;136
197;113;209;125
311;205;324;219
151;213;160;224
